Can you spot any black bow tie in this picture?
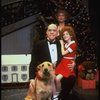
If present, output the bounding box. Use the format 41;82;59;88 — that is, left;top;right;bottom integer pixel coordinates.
48;40;57;45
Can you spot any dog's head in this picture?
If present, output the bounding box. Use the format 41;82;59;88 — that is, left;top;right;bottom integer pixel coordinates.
36;61;54;81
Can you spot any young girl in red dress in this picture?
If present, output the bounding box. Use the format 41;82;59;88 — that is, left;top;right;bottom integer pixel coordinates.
55;26;77;92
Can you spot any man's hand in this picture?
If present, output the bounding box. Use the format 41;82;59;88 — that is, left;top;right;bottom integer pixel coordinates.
53;61;57;68
68;61;75;71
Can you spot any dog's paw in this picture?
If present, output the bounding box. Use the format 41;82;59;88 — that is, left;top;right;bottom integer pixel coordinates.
25;96;33;100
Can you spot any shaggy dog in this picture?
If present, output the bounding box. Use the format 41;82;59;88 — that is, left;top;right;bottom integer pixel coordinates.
25;61;55;100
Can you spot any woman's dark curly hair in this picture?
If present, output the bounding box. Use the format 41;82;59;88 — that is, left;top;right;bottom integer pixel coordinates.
55;9;70;20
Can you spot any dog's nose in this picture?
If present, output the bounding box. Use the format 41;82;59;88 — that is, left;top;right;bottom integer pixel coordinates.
44;68;48;72
43;68;49;74
43;68;50;76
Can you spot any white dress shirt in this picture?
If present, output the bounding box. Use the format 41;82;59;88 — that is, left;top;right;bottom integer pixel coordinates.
48;42;58;64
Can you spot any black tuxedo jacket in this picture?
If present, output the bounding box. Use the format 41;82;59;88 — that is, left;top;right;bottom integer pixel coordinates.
29;39;62;79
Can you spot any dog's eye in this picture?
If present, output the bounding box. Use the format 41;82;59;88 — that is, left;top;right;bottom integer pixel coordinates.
42;64;44;67
48;63;51;66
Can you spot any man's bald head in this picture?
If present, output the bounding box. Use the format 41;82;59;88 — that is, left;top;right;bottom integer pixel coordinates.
48;24;58;29
46;23;58;41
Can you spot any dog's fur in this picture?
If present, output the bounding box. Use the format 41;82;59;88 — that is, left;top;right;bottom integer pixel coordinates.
25;61;55;100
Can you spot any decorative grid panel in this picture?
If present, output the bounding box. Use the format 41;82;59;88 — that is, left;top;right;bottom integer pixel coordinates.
1;0;22;6
1;1;24;27
1;0;39;27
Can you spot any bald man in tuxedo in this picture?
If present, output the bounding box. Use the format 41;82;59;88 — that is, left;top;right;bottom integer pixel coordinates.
29;24;76;100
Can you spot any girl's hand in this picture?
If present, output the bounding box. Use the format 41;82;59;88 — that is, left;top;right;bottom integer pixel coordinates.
60;39;63;44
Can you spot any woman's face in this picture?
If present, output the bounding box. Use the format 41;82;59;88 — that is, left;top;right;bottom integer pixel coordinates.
57;13;66;23
62;31;71;41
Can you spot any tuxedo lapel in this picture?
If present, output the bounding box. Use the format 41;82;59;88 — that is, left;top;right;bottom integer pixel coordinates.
43;40;51;62
37;39;62;64
56;40;62;63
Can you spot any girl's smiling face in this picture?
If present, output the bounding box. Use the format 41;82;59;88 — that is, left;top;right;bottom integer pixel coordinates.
62;31;71;42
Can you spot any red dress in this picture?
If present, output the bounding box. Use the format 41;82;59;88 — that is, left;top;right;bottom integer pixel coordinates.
55;41;76;77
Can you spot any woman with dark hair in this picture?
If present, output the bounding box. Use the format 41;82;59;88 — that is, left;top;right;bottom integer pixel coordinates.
55;9;71;39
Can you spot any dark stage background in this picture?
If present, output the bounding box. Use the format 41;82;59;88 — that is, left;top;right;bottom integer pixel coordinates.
1;0;99;100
